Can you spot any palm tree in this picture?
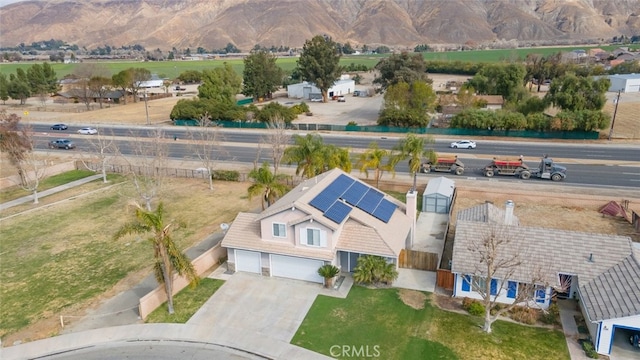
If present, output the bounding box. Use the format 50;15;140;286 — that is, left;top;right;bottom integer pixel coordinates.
353;255;398;285
283;133;325;179
114;202;198;314
356;142;394;188
248;162;288;209
317;264;340;288
393;133;436;191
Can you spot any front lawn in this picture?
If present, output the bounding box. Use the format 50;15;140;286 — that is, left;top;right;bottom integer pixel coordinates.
145;278;225;324
291;286;569;360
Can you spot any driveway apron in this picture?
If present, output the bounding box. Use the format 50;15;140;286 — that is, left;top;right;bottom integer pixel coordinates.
188;272;321;343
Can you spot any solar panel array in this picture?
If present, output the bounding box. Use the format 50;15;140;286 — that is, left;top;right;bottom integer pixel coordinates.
308;174;398;224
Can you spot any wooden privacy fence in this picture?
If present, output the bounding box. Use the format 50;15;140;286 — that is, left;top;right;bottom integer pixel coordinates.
436;269;455;290
398;249;439;271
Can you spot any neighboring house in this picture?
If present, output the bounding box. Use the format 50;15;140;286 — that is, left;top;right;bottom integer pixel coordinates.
451;202;640;356
52;89;127;104
588;48;607;57
474;95;504;110
287;75;355;100
221;168;413;283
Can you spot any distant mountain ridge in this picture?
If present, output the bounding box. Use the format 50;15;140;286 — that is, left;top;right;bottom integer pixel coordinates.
1;0;639;50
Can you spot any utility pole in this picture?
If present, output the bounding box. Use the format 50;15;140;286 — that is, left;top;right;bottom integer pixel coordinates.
608;90;621;141
143;92;150;125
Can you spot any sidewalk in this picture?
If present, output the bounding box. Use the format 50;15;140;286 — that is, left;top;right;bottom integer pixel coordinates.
558;299;591;360
60;231;226;333
0;174;103;212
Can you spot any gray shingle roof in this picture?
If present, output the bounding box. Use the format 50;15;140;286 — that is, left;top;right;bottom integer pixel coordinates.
452;220;638;321
580;254;640;321
456;202;520;226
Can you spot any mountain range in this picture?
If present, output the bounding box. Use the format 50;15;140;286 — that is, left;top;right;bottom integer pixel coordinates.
1;0;639;51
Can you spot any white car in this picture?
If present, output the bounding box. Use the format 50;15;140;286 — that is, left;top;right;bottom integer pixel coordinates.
450;140;476;149
77;127;98;135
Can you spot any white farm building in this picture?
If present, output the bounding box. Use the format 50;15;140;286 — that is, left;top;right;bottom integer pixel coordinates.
608;74;640;93
287;75;355;100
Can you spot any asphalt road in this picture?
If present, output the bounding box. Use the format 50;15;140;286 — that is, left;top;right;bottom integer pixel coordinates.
33;124;640;189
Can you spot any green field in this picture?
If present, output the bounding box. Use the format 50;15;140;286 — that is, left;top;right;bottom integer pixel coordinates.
1;44;636;78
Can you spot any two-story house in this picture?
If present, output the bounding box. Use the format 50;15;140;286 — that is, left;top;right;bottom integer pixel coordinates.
221;168;413;283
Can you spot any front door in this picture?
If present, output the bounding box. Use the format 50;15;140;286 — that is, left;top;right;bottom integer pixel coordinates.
556;274;573;299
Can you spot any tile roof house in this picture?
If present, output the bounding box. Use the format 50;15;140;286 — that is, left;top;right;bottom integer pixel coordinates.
474;95;504;110
221;168;413;284
451;202;640;356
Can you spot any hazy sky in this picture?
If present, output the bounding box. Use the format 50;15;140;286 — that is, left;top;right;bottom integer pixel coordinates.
0;0;27;7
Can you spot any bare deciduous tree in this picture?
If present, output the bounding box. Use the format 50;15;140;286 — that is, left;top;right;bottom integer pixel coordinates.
465;224;564;333
80;127;118;183
0;111;31;182
0;114;48;203
125;129;168;210
187;114;226;190
262;116;290;176
73;63;110;110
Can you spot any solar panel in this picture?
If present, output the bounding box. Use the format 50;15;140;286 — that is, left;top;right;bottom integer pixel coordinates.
309;192;335;212
324;200;353;224
341;181;369;205
371;199;397;223
309;174;354;211
357;188;384;214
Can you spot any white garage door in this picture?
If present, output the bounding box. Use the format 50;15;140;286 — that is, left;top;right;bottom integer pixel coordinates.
235;250;261;274
271;254;324;283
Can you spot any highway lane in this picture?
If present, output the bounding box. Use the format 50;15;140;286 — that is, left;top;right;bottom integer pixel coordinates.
33;124;640;162
35;134;640;189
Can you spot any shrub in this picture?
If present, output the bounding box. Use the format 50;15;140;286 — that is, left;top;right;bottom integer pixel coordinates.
467;302;485;316
255;102;296;124
291;102;309;115
510;307;538;325
461;297;474;310
541;303;560;325
211;170;240;181
581;340;599;359
347;121;358;126
353;255;398;285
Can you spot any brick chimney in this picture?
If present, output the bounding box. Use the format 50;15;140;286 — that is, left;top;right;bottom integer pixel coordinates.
504;200;514;225
406;190;417;248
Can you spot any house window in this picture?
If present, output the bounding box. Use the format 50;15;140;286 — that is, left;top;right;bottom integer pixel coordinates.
272;223;286;238
306;228;321;246
535;286;546;304
474;276;486;292
461;275;471;291
490;279;498;296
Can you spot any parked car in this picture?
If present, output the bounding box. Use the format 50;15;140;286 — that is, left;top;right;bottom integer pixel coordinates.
310;97;322;102
49;139;75;149
337;96;346;102
450;140;477;149
50;124;68;130
77;127;98;135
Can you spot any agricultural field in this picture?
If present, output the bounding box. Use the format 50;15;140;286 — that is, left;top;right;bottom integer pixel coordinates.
1;44;637;78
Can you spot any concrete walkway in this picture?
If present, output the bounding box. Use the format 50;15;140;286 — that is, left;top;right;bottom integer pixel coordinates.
558;299;591;360
0;174;103;211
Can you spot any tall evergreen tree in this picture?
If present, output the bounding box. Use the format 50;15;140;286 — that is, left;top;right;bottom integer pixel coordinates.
242;50;283;100
297;35;342;102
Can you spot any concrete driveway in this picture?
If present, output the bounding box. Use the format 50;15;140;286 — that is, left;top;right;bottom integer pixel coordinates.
188;272;326;343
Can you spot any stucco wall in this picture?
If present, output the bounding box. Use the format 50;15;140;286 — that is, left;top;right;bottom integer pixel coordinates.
596;314;640;354
453;274;551;309
138;243;226;320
